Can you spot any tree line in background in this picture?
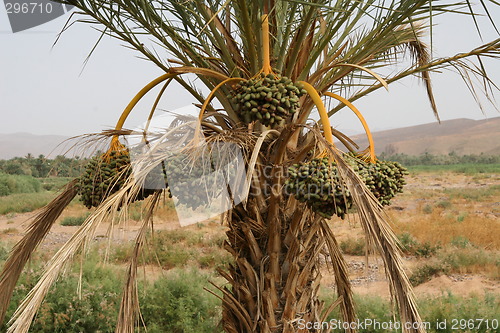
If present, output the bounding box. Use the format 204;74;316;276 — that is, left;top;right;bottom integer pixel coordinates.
0;154;87;178
379;152;500;166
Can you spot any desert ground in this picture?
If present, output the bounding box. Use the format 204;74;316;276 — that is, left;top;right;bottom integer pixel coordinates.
1;170;498;301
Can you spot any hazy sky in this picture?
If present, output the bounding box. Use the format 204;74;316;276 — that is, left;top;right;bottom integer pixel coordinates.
0;3;499;137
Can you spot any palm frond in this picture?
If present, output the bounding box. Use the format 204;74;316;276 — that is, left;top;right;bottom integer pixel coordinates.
115;192;161;333
0;179;79;326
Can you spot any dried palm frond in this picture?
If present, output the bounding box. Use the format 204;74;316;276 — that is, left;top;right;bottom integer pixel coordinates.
6;169;153;333
0;179;79;326
320;220;356;332
318;140;423;332
115;191;161;333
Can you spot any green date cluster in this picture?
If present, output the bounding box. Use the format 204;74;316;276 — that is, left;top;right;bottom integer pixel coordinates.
230;73;306;127
284;156;409;219
350;157;408;206
78;150;156;208
78;148;234;210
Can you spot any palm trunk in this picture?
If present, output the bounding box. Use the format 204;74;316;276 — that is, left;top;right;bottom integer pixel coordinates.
218;132;355;333
221;201;321;332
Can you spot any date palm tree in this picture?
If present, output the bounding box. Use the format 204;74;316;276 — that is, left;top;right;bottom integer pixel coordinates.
0;1;498;332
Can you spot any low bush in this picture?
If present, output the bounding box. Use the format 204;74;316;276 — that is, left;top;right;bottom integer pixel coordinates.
435;200;452;209
0;192;55;215
398;232;439;258
422;204;433;214
438;248;499;277
139;269;222;333
60;213;91;226
340;238;366;256
410;263;446;286
2;254;223;333
0;173;41;196
444;185;500;201
323;293;499;332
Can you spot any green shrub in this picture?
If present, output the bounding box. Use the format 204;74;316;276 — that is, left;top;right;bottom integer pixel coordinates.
438;248;499;273
422;204;433;214
0;242;9;262
436;200;452;209
0;173;41;196
139;269;222;333
323;293;499;332
398;232;418;252
60;213;90;226
415;242;439;258
456;212;468;222
0;192;55;215
450;236;471;248
410;263;445;286
340;238;365;256
398;233;439;258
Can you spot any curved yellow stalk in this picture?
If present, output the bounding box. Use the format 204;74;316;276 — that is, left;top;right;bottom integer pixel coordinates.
261;14;272;75
324;92;376;163
198;77;245;122
298;81;335;146
191;77;245;144
112;73;178;147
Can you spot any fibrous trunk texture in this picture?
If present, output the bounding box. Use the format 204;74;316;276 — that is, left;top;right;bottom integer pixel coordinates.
220;199;347;333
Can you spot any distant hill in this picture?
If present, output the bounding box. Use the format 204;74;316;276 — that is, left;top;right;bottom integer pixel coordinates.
1;117;499;159
0;133;71;159
338;117;500;156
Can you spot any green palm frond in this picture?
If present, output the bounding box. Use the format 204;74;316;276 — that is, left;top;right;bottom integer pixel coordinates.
59;0;498;122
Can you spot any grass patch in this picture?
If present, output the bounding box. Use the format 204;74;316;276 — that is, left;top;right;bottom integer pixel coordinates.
111;229;231;270
443;185;500;201
450;236;471;248
438;248;499;278
409;247;499;286
0;191;56;215
407;163;500;174
410;262;445;286
393;209;500;249
198;248;232;269
39;177;73;191
60;212;91;226
398;232;440;258
340;238;365;256
0;173;41;196
323;293;499;332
